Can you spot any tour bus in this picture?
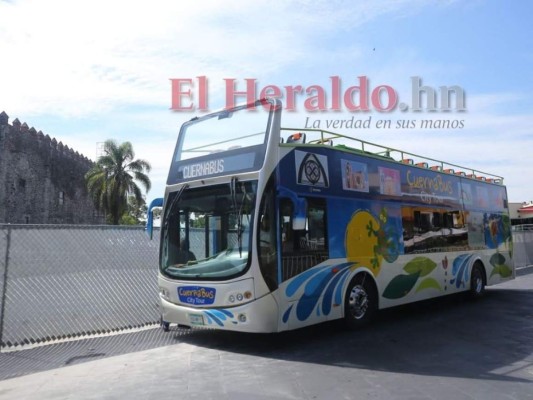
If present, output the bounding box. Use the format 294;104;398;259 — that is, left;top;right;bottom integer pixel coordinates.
147;98;513;333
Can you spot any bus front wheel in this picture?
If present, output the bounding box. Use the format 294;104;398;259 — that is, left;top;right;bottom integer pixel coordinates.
160;316;170;332
343;274;377;329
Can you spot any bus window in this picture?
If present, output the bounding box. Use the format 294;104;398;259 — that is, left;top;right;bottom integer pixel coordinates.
257;180;278;291
403;207;467;254
306;203;327;250
160;181;256;281
280;197;328;281
162;209;197;266
466;211;485;248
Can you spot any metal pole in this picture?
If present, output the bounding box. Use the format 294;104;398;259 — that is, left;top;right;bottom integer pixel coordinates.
0;226;11;349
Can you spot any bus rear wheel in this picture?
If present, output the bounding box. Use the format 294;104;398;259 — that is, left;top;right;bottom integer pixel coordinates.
469;263;486;299
344;274;377;329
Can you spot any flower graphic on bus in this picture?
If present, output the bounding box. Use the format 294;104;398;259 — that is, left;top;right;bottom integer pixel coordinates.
483;213;510;250
489;253;513;278
382;257;440;299
345;208;400;277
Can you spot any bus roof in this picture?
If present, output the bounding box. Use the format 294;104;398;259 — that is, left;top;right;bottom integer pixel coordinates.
280;127;504;185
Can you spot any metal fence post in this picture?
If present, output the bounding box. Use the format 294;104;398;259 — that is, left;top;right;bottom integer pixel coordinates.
0;225;11;349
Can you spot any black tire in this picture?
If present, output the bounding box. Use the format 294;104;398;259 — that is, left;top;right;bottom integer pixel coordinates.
469;263;486;299
343;274;378;329
160;316;170;332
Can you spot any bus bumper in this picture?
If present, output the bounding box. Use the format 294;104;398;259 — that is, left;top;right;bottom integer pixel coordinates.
160;294;280;333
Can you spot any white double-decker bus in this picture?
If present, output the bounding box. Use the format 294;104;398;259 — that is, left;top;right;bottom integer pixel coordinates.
147;98;513;333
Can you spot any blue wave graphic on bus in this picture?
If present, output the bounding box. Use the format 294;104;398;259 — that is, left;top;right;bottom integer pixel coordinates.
204;309;237;326
283;262;354;323
450;254;472;288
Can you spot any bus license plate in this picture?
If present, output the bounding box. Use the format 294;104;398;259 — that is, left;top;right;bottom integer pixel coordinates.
189;313;204;326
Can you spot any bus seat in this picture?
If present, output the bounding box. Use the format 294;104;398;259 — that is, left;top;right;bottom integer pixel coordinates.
287;132;306;144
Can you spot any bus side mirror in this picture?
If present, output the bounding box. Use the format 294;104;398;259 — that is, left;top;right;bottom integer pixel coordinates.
146;197;164;240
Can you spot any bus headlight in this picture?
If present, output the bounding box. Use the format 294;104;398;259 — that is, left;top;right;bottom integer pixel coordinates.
228;291;253;305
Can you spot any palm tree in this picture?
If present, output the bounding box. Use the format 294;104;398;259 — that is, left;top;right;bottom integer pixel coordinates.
85;140;151;225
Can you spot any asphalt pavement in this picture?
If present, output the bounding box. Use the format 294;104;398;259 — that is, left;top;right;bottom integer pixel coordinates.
0;267;532;400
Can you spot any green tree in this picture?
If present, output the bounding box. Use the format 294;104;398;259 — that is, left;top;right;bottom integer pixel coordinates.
119;195;148;225
119;214;138;225
152;207;162;219
85;140;151;225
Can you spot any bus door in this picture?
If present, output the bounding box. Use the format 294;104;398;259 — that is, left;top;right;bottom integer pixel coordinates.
279;197;328;282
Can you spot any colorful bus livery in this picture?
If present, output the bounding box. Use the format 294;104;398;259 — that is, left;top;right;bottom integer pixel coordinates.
152;98;513;333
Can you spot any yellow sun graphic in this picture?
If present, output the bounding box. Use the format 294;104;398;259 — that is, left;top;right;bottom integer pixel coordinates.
345;210;382;277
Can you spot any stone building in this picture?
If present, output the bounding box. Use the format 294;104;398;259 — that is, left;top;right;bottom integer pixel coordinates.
0;111;103;224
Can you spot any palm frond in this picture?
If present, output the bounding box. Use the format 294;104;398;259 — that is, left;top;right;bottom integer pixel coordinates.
85;140;151;224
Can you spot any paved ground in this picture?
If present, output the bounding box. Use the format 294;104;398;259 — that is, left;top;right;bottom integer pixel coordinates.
0;268;532;400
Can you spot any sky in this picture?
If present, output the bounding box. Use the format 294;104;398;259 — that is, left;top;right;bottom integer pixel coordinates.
0;0;532;205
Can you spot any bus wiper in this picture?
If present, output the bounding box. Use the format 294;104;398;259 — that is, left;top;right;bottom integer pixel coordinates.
238;184;248;258
218;110;233;120
163;184;189;228
231;177;244;258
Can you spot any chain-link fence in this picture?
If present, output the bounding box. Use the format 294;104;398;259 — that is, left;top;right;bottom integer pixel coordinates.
1;225;531;350
0;224;160;349
513;230;533;268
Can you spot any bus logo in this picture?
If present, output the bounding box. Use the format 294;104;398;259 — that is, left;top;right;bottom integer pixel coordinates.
178;286;216;305
295;151;329;188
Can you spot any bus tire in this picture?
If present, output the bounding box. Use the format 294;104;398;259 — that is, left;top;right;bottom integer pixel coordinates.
469;262;486;299
343;274;377;329
160;316;170;332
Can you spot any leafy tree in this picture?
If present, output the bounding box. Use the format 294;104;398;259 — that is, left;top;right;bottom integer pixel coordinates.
119;214;138;225
191;214;206;228
85;140;151;225
152;207;162;219
120;195;148;225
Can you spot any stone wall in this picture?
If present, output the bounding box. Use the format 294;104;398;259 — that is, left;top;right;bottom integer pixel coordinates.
0;111;103;224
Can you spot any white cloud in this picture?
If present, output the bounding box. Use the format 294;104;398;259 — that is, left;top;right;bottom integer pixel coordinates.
0;0;453;117
1;0;530;204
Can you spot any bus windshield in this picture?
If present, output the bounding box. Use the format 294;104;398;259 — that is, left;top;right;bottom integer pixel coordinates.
175;104;270;162
168;100;275;185
160;180;257;280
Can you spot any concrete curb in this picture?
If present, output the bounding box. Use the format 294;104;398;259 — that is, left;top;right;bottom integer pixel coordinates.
516;264;533;276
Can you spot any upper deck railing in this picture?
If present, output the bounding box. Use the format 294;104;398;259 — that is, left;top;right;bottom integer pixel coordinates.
512;224;533;232
280;127;504;184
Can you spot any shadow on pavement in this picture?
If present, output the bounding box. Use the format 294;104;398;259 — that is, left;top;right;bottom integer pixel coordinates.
1;281;532;384
175;287;533;384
